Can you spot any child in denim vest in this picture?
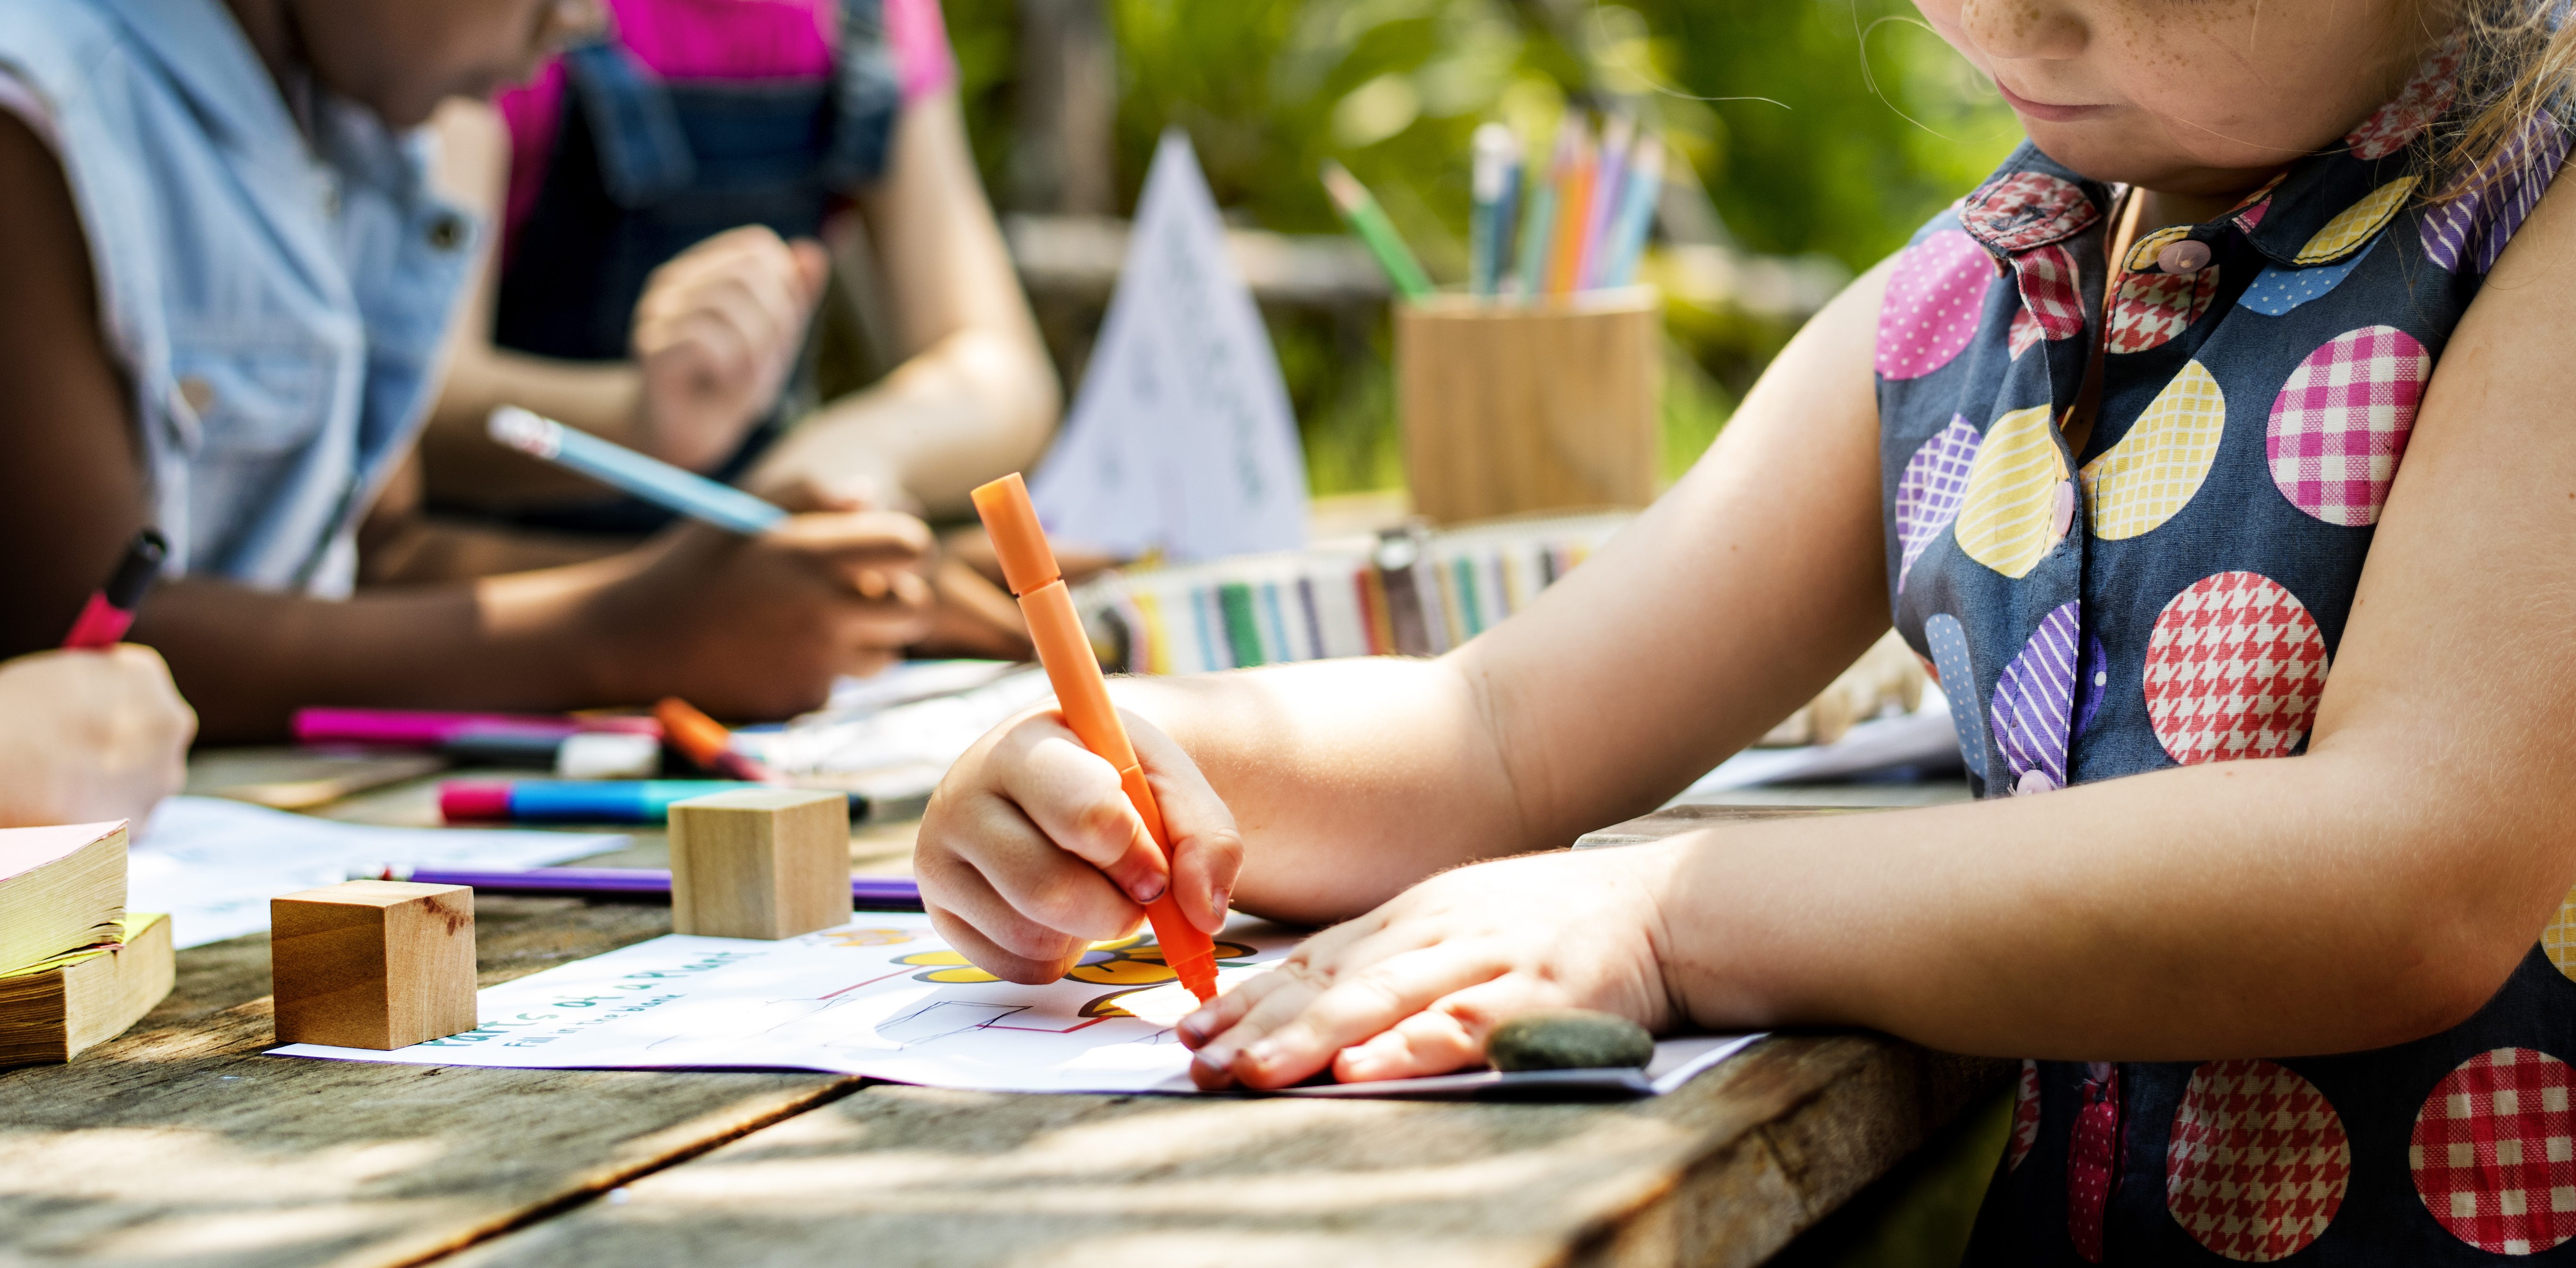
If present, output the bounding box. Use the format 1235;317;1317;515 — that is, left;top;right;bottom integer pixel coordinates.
0;0;938;737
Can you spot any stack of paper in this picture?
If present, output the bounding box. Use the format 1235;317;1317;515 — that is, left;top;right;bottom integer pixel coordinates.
0;821;172;1067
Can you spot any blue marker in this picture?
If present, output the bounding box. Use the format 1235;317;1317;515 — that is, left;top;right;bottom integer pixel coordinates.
485;406;787;535
441;779;818;824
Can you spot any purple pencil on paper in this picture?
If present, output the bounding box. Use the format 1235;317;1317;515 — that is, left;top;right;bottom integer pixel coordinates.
363;865;923;910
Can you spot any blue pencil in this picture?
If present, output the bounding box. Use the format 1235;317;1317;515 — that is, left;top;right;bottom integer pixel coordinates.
1515;125;1574;301
1470;123;1521;299
1599;136;1666;289
486;406;788;535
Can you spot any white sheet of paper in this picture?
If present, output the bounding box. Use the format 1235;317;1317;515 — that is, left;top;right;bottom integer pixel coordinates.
133;796;624;948
266;914;1759;1099
1029;130;1310;563
739;668;1054;778
1684;687;1967;792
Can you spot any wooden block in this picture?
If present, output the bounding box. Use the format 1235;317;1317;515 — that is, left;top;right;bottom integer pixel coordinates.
271;880;476;1049
668;789;851;940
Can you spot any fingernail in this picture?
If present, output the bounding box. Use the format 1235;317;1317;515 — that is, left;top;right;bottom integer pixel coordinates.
1209;886;1232;918
1178;1011;1213;1043
1245;1040;1281;1069
1129;873;1168;904
1193;1044;1233;1074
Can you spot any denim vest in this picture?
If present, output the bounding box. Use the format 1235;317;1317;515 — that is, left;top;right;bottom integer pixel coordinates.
0;0;477;595
485;0;897;535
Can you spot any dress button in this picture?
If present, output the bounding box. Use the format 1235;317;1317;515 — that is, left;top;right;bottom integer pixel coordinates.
2051;479;2076;540
2156;238;2213;275
426;214;468;252
2016;769;2058;796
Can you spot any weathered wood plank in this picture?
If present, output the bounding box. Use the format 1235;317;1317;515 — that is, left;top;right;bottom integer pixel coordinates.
439;1037;2006;1268
0;894;860;1268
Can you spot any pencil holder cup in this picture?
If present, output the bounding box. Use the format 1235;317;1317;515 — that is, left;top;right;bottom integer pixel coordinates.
1394;287;1662;524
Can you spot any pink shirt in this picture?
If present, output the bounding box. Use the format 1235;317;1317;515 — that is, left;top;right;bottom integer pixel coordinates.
495;0;957;245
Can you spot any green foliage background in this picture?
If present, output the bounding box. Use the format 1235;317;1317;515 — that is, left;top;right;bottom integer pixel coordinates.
943;0;2022;494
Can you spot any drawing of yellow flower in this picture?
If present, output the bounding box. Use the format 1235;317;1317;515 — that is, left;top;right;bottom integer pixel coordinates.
897;931;1255;985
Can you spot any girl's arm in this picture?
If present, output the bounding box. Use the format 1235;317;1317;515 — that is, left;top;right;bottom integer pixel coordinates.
0;112;933;741
1177;177;2576;1090
741;91;1061;519
418;101;828;507
914;254;1896;982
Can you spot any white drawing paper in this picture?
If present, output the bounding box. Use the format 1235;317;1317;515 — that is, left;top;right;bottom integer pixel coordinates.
266;912;1763;1098
1029;129;1310;563
133;796;624;948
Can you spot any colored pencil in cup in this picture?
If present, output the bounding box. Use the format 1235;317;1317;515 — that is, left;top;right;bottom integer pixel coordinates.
1545;117;1594;296
1469;123;1521;299
1320;160;1434;303
1581;114;1633;289
1515;124;1572;301
1600;134;1666;289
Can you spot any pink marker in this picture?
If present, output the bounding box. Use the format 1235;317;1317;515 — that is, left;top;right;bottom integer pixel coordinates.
293;708;661;748
61;529;167;650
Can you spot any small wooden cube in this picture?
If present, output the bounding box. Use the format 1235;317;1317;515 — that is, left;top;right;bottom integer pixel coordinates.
668;789;851;939
270;880;476;1049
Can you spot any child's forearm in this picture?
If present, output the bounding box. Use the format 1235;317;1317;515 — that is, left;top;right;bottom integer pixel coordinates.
1098;657;1543;926
421;346;650;505
1652;742;2550;1061
129;558;642;742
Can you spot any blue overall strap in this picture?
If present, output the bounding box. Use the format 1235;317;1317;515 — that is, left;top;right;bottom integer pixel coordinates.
821;0;901;191
562;39;697;208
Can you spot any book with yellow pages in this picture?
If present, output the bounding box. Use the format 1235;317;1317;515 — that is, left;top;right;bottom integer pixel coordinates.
0;820;126;972
0;913;174;1067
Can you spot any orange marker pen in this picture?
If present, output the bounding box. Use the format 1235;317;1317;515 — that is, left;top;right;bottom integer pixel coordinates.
970;473;1220;1004
655;697;783;784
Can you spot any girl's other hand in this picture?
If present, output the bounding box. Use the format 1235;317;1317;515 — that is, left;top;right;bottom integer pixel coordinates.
917;706;1242;984
631;226;832;472
587;505;934;719
1176;846;1679;1091
0;646;197;829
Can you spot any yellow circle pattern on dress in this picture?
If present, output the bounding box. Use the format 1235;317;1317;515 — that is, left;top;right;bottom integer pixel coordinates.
2081;361;2227;541
2295;176;2420;265
2544;882;2576;984
2127;224;2194;272
1954;405;2066;579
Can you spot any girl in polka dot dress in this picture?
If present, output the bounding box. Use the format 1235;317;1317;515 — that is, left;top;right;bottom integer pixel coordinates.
917;1;2576;1259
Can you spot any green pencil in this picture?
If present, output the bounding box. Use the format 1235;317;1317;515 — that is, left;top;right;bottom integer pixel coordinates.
1320;160;1434;301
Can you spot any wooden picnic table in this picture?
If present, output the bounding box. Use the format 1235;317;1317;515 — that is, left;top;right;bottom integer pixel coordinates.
0;756;2003;1268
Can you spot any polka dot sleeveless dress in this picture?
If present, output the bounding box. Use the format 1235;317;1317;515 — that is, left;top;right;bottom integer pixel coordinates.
1879;43;2576;1263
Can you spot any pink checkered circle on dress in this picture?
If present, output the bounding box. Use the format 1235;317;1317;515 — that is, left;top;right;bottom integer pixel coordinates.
2412;1048;2576;1255
2267;325;2429;527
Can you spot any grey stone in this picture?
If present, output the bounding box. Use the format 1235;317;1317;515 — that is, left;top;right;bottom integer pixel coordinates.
1486;1009;1655;1071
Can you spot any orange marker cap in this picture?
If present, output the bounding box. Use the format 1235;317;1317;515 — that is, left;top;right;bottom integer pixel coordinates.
655;697;731;767
970;474;1059;598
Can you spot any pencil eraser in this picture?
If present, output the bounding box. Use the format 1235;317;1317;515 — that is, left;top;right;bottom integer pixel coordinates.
969;474;1059;596
439;781;512;823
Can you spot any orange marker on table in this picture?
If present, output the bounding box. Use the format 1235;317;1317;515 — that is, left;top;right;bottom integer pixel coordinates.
970;473;1220;1004
655;697;783;784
